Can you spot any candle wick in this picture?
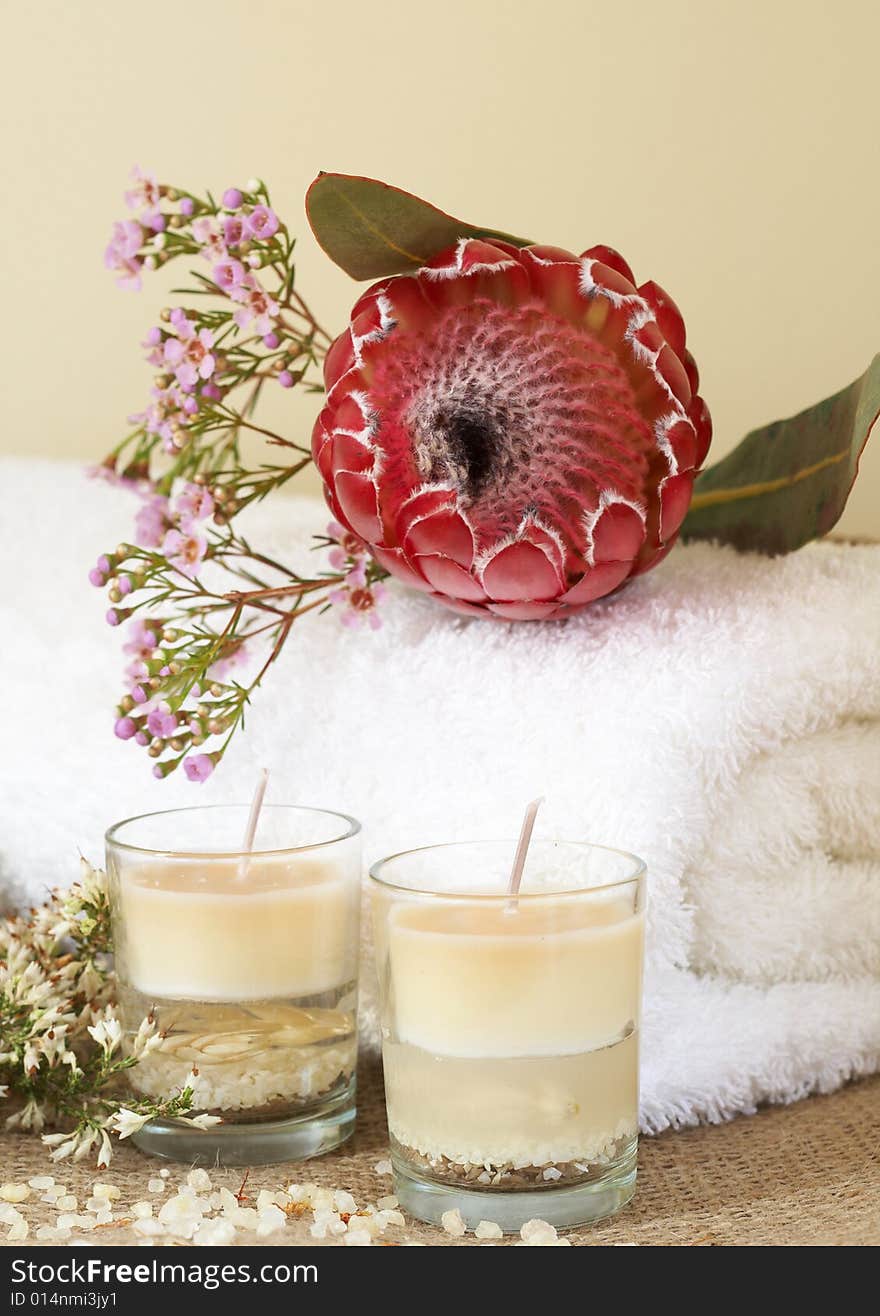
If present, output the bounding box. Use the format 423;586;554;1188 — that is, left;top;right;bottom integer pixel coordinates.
506;796;544;912
238;768;269;879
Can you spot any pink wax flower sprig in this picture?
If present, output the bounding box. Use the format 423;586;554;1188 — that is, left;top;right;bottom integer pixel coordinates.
93;170;388;783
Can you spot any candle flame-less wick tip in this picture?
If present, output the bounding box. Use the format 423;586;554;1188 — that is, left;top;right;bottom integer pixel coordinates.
506;796;544;910
238;768;270;878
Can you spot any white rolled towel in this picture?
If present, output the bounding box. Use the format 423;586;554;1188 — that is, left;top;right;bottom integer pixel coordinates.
690;723;880;981
1;458;879;1130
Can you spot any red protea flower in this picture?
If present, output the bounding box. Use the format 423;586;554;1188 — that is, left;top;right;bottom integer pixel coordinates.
312;238;711;619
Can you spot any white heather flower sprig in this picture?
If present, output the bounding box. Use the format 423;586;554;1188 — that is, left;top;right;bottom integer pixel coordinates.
93;170;388;784
0;860;209;1167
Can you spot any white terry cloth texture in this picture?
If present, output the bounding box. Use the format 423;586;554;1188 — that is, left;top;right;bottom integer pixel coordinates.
2;456;879;1134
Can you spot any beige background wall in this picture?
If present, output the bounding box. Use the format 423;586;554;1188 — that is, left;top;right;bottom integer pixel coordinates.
3;0;878;536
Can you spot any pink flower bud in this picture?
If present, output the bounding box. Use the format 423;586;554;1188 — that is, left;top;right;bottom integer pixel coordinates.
135;731;150;746
263;332;280;349
222;188;243;209
278;370;294;388
114;716;137;740
89;568;106;587
183;753;215;783
179;197;195;217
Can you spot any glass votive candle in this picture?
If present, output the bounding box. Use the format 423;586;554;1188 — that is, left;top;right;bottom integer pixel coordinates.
371;840;645;1231
106;804;361;1165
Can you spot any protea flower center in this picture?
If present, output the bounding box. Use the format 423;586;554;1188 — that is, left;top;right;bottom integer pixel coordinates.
313;239;711;619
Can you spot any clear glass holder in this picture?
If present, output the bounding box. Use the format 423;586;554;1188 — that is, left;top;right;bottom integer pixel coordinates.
392;1136;637;1232
371;839;646;1231
132;1075;357;1168
106;803;361;1167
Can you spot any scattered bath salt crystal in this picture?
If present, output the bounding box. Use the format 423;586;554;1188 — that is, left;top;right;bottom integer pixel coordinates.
376;1195;398;1210
256;1189;287;1212
374;1159;392;1176
187;1169;212;1193
520;1218;559;1245
0;1184;30;1203
148;1178;166;1194
226;1206;258;1231
441;1208;467;1236
334;1190;357;1214
194;1218;236;1247
475;1220;504;1239
157;1194;205;1239
93;1183;121;1201
0;1204;21;1225
56;1194;78;1210
85;1198;105;1213
56;1214;79;1229
28;1176;54;1190
312;1208;346;1237
378;1208;406;1228
218;1187;239;1214
159;1168;170;1179
132;1202;153;1219
95;1211;113;1226
36;1224;67;1241
74;1216;97;1232
477;1171;492;1184
542;1167;563;1182
310;1187;334;1212
8;1217;29;1241
133;1218;165;1237
256;1205;286;1238
344;1228;373;1246
309;1221;328;1240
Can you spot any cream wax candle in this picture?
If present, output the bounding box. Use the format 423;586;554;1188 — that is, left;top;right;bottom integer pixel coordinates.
106;804;362;1167
371;839;646;1231
118;854;358;1001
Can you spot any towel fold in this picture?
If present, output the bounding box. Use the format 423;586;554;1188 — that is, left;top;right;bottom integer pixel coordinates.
690;722;880;981
1;457;878;1132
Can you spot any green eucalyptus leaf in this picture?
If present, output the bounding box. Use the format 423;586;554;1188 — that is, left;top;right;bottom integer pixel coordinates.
681;356;880;552
305;172;530;280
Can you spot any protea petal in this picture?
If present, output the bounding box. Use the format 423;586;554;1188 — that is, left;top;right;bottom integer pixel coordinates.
404;508;475;567
312;236;711;620
589;500;646;565
659;472;696;542
416;554;487;602
334;470;382;542
481;541;563;602
638;280;686;359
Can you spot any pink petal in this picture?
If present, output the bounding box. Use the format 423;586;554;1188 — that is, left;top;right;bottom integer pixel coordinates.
323;330;357;391
655;344;692;408
486;601;560;620
414;555;487;602
370;547;435;593
330;432;374;476
430;594;487;617
334;471;382;543
590;502;646;564
560;561;632;605
481;542;563;603
404;509;474;568
659;473;695;542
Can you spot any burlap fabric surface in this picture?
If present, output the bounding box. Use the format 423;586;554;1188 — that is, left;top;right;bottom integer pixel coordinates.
2;1064;877;1247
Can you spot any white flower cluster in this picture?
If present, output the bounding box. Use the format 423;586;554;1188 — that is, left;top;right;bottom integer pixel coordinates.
1;860;199;1166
